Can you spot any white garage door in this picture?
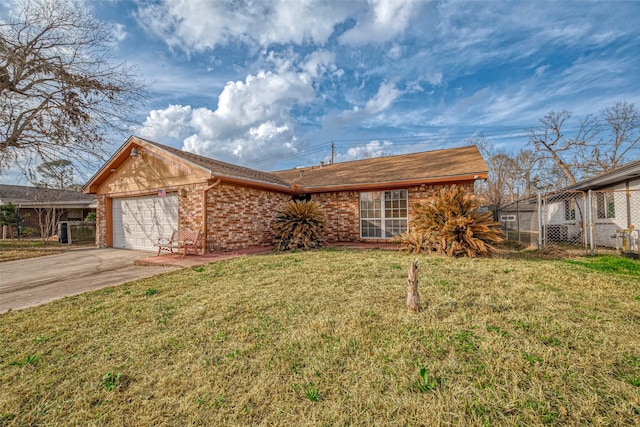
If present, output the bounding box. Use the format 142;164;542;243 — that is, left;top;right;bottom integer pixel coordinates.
112;194;179;251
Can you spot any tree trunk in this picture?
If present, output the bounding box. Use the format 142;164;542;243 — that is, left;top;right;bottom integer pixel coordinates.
406;259;420;312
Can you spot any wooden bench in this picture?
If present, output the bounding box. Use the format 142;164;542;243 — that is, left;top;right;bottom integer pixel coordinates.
155;228;202;258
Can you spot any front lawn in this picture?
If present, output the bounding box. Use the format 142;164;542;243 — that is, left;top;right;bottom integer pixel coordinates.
1;250;639;425
0;240;67;262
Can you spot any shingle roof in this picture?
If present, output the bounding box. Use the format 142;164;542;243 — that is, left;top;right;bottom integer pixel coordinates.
85;136;488;194
569;159;640;191
272;145;487;190
137;137;291;188
0;184;96;206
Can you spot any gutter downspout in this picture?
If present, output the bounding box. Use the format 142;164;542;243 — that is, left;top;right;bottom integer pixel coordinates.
203;178;221;253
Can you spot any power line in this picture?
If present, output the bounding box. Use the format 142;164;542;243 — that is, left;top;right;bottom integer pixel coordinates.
239;117;632;169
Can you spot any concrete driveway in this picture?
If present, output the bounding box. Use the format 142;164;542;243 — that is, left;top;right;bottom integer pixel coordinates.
0;248;179;313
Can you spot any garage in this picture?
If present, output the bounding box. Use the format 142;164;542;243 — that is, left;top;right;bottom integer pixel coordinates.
112;194;178;251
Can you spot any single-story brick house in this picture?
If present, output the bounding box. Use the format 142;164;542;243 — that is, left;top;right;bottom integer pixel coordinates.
83;136;488;252
0;184;96;237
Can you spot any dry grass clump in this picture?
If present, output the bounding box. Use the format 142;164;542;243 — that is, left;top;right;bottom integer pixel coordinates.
1;250;639;425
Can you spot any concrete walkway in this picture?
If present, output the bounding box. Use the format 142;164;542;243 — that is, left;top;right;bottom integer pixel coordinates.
134;246;275;267
0;248;178;313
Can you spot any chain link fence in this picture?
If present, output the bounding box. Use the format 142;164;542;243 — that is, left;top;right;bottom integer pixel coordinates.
589;189;640;255
497;189;640;256
497;198;540;247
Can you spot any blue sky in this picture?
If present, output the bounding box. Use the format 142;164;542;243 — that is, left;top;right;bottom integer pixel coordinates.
4;0;640;183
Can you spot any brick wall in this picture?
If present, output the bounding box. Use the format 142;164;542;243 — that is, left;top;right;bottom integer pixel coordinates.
96;194;107;248
176;183;207;252
206;184;290;251
312;191;360;242
311;182;475;243
95;180;477;251
177;182;206;231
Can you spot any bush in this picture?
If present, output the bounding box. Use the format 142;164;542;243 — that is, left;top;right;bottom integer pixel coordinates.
396;186;504;257
274;201;326;251
21;226;37;238
393;229;429;253
85;212;96;221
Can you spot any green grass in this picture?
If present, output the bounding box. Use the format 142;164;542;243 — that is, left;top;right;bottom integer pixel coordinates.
565;255;640;277
1;250;639;425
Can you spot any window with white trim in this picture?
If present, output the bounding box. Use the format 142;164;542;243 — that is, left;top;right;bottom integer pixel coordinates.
564;199;576;220
360;190;408;238
596;192;615;219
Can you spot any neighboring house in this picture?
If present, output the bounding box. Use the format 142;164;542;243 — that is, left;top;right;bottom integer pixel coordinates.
569;160;640;249
83;136;488;252
543;159;640;249
0;184;97;237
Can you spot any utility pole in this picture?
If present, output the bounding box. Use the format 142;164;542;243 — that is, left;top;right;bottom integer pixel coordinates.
331;141;335;165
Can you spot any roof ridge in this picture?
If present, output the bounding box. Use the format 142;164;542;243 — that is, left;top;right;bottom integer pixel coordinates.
272;144;478;173
135;136;290;187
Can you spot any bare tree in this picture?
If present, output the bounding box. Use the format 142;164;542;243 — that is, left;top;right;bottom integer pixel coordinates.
473;135;519;207
474;132;571;209
528;102;639;183
0;0;146;174
27;187;66;242
32;159;76;189
527;111;599;185
587;101;640;174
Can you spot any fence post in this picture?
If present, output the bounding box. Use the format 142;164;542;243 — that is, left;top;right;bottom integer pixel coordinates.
582;192;588;255
625;183;632;229
588;189;595;256
516;199;521;243
537;192;543;249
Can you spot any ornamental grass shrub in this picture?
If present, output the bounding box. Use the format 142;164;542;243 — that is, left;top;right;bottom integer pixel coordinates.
273;200;326;251
395;185;504;257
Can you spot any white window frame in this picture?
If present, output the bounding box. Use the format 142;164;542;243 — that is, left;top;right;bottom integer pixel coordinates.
596;192;615;219
564;199;576;221
360;190;408;239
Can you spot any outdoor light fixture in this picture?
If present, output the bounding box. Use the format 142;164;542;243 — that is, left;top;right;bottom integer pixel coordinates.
130;147;138;158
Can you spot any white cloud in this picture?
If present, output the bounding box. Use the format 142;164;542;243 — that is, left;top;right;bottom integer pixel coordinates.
426;72;443;86
339;0;421;45
135;0;360;52
339;81;402;123
112;23;127;42
535;65;549;77
388;44;402;59
138;51;336;168
300;50;337;79
364;81;401;114
139;105;194;142
334;140;394;162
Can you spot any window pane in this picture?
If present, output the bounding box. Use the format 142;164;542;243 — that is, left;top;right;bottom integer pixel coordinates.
606;193;615;218
564;199;576;221
384;219;407;237
361;190;408;238
596;194;605;219
596;193;615;219
361;219;382;238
